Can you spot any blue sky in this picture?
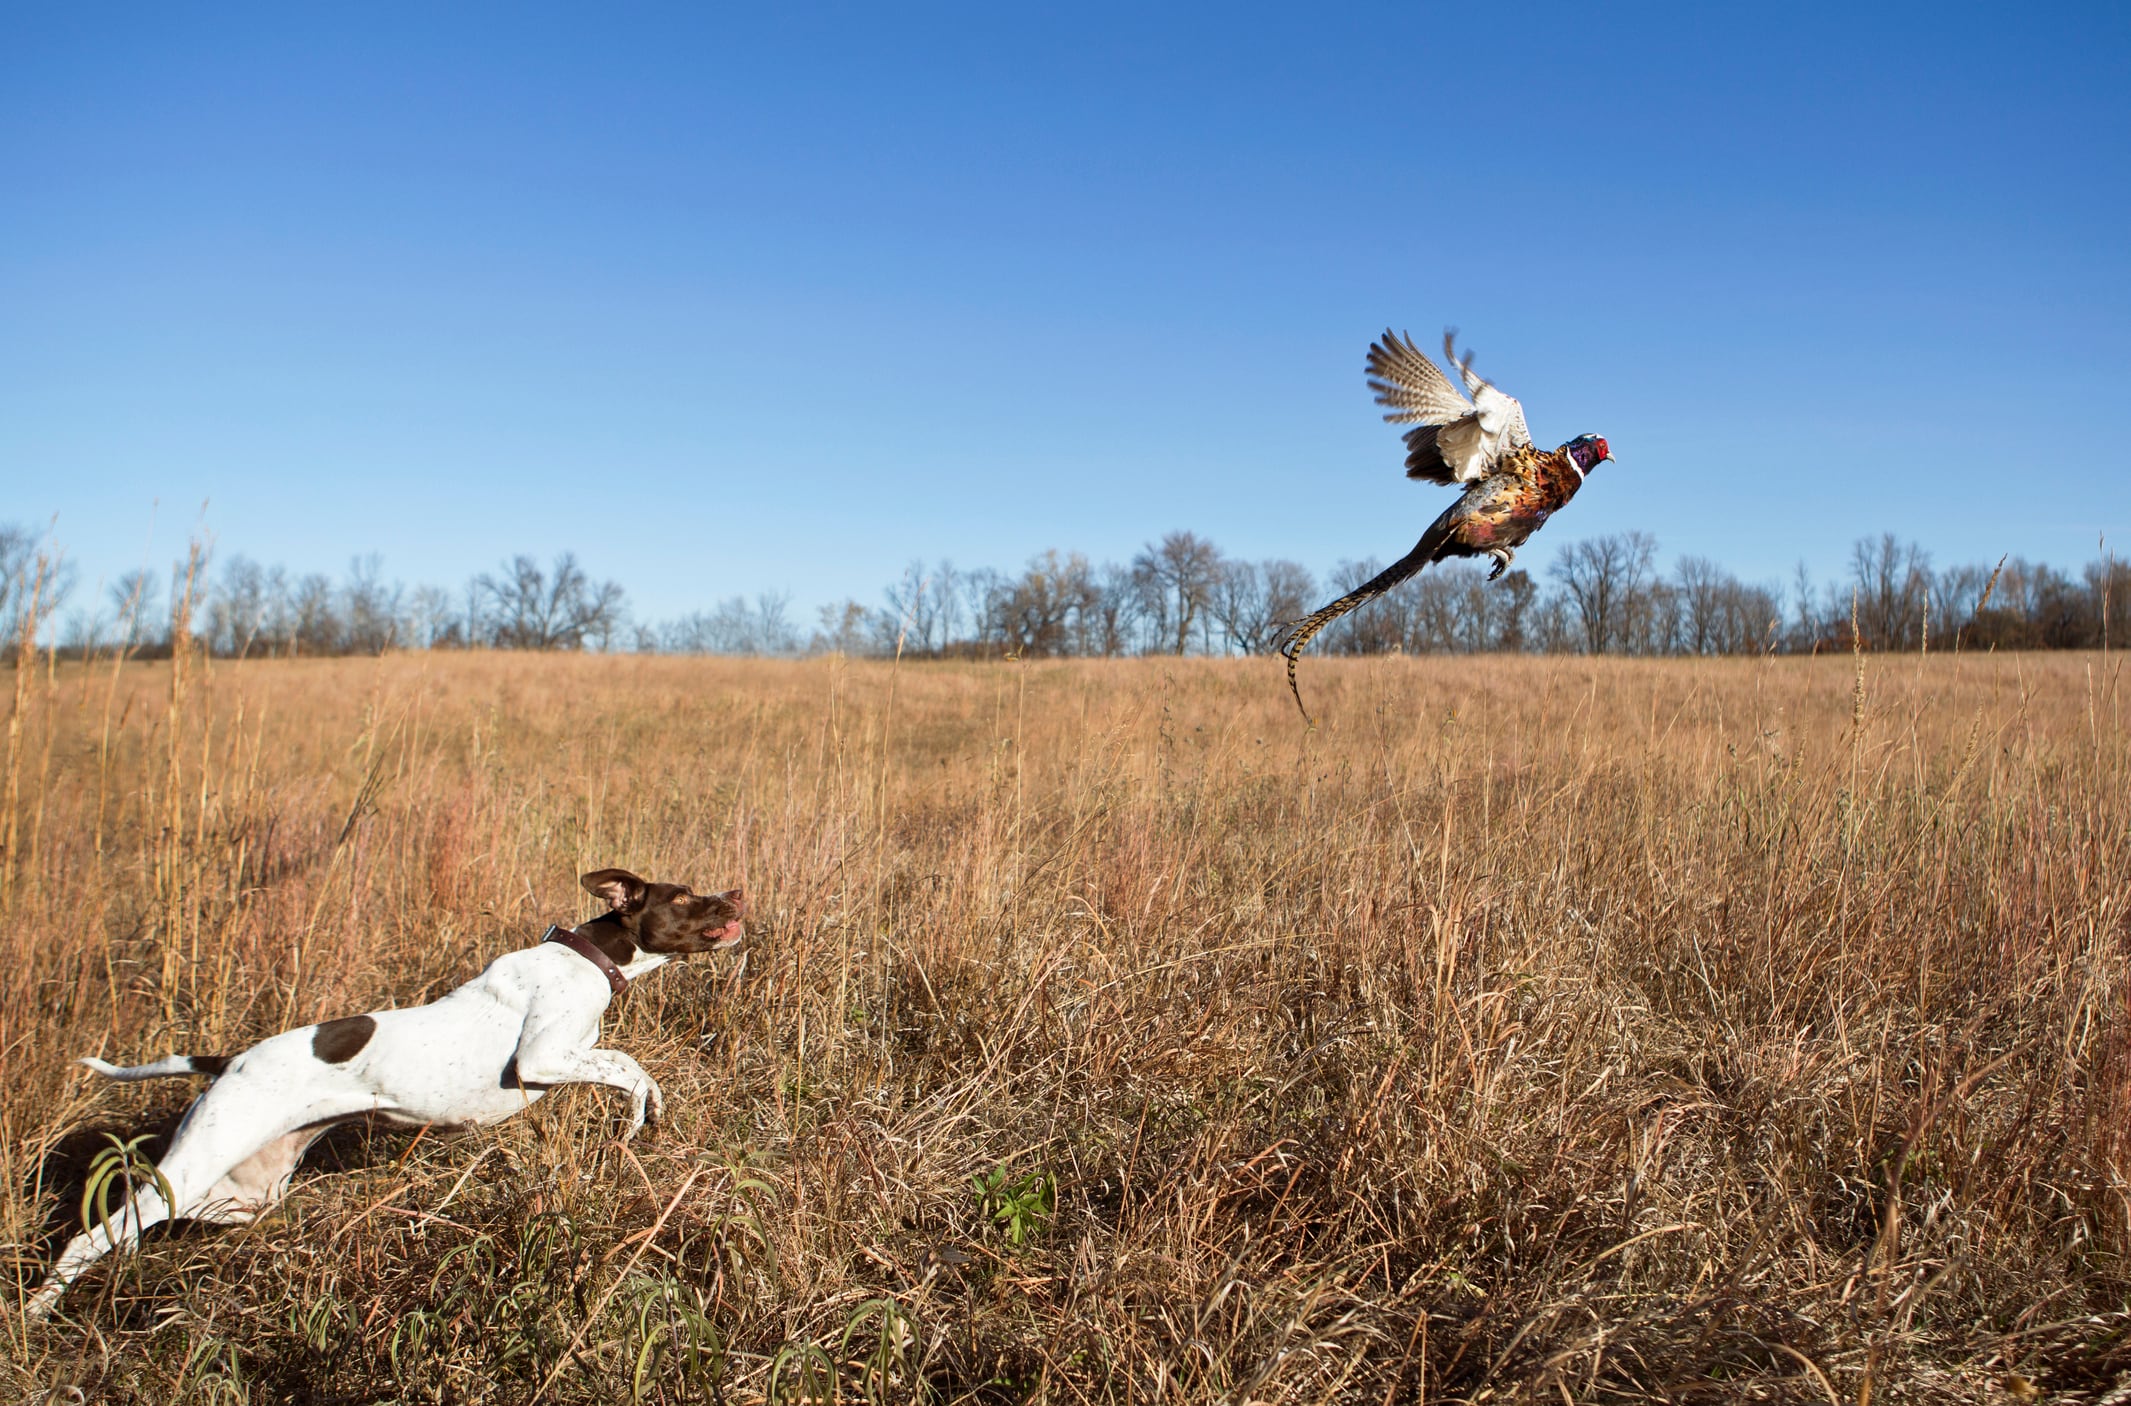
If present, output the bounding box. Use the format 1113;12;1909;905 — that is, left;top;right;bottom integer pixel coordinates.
4;2;2127;627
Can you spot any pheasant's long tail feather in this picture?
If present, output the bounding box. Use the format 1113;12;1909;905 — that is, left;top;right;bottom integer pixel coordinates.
1275;524;1450;723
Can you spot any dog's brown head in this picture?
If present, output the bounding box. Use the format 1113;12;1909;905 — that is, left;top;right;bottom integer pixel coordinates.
581;868;746;954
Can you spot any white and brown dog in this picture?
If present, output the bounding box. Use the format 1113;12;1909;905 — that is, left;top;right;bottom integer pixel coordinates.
27;867;743;1319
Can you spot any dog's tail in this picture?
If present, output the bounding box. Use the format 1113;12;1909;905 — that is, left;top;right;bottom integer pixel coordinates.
81;1054;231;1081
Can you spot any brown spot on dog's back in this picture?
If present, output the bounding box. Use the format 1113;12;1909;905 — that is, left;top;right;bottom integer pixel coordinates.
312;1016;376;1065
191;1055;232;1076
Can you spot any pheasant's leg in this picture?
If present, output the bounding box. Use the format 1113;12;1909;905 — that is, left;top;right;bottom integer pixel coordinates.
1487;547;1515;581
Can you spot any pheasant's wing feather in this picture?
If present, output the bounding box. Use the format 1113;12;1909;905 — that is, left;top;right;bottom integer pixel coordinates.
1398;424;1457;483
1367;331;1486;483
1367;331;1472;428
1441;329;1533;461
1276;522;1451;722
1445;329;1485;397
1435;417;1491;483
1475;384;1533;450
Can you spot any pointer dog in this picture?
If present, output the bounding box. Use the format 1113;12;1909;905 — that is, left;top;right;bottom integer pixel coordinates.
27;867;743;1319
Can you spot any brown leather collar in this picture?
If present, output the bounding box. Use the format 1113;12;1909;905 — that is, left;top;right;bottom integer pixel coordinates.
542;924;628;996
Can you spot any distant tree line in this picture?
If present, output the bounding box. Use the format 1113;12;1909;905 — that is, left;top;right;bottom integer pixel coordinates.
2;521;2122;663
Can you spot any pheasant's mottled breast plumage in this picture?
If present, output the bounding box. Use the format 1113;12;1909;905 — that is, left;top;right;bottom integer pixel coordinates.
1436;443;1586;554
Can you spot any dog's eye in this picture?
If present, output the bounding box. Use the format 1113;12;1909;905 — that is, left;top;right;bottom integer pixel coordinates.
671;890;691;903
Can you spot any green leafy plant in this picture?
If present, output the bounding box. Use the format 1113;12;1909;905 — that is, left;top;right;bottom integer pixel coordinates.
76;1131;176;1305
841;1297;918;1405
80;1131;174;1243
388;1306;444;1384
973;1166;1054;1248
768;1340;837;1403
625;1275;726;1404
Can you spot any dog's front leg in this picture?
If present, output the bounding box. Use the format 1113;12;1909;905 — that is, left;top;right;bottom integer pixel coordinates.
513;1044;664;1139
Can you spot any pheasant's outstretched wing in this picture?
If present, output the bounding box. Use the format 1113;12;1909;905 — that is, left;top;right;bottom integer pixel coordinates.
1275;518;1454;723
1365;331;1475;485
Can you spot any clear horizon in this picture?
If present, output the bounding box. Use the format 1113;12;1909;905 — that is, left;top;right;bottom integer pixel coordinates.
5;3;2127;626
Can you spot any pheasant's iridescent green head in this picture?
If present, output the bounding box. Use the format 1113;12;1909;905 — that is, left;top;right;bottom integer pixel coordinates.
1565;435;1611;473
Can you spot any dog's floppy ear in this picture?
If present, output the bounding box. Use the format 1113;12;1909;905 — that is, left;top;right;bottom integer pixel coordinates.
581;868;648;913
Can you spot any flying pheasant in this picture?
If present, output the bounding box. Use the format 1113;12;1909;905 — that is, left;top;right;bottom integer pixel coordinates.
1278;329;1613;721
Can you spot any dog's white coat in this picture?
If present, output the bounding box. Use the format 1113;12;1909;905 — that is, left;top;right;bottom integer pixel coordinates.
28;938;675;1318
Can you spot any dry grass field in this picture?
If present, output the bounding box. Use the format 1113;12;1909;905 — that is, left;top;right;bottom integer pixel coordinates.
2;647;2127;1403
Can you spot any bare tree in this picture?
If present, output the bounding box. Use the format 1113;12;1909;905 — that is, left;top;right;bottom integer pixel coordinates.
342;555;402;655
475;553;627;651
1532;590;1578;652
754;592;799;654
1407;569;1463;652
930;561;963;648
1133;531;1221;655
813;599;872;655
664;602;742;654
1493;569;1538;651
253;565;294;653
0;524;75;647
1089;562;1142;657
1931;561;1993;642
0;525;74;664
1848;534;1932;648
1674;556;1730;655
1449;562;1524;652
882;560;942;653
1208;558;1316;655
1001;550;1097;657
0;525;34;637
961;567;1006;651
1552;531;1658;654
206;555;273;658
1788;562;1822;650
1624;578;1681;655
1206;560;1262;654
407;584;459;649
110;569;163;651
292;574;339;655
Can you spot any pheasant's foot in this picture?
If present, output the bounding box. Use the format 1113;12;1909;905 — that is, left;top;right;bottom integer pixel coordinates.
1487;548;1514;581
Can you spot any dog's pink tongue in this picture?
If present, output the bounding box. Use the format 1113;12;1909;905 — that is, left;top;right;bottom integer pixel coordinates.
706;889;746;942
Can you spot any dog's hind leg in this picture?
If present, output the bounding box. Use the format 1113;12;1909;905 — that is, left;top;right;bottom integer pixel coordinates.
191;1125;336;1225
27;1165;186;1319
28;1092;372;1319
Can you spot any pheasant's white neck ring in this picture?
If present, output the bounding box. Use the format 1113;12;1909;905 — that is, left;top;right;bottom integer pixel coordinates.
1566;455;1585;483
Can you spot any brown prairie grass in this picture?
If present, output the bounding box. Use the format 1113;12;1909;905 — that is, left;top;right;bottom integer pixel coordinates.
1;647;2127;1403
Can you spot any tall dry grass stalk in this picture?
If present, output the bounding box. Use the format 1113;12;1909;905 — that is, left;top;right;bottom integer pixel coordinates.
2;649;2127;1402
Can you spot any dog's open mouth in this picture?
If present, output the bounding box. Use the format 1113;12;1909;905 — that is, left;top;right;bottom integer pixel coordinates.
702;889;747;948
